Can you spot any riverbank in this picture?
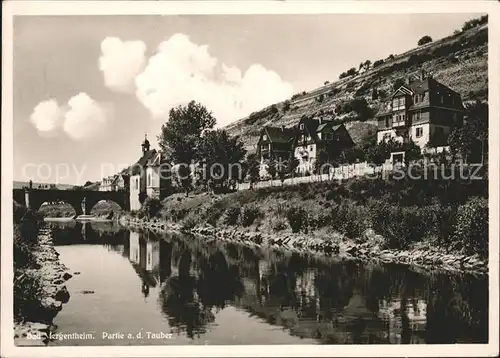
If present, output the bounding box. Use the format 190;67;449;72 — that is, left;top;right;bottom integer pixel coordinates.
121;175;488;275
14;215;74;346
119;213;488;276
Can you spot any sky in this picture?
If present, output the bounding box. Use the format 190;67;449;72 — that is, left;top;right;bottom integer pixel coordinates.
13;13;481;185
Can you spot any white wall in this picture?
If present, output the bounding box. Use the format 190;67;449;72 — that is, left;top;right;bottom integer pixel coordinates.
377;129;406;144
294;144;316;175
410;123;430;148
130;174;142;211
129;231;140;264
146;167;160;197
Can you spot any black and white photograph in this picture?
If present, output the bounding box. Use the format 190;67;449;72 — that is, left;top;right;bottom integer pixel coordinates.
1;1;499;357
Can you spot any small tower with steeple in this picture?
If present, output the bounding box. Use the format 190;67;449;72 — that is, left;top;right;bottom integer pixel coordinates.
141;133;150;154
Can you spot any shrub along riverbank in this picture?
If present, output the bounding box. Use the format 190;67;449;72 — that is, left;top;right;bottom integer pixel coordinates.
13;202;73;346
122;173;489;274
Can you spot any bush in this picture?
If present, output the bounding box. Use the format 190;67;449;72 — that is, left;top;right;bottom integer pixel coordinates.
14;272;44;321
328;201;368;239
241;206;261;227
286;207;308;233
204;203;226;227
14;226;37;272
170;208;189;221
420;204;457;248
224;206;241;226
418;35;433;46
142;197;162;218
367;201;430;249
14;202;28;224
181;216;197;231
272;218;288;232
452;197;488;258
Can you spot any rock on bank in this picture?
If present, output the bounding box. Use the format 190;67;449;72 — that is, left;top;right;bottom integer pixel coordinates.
14;229;73;346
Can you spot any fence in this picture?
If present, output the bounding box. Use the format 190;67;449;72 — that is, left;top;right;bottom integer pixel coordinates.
236;162;394;191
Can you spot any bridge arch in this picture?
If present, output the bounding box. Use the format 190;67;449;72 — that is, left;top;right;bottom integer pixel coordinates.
86;199;124;218
16;188;129;216
37;200;81;218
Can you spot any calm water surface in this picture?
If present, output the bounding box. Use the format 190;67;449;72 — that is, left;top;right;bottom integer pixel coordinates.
47;221;488;345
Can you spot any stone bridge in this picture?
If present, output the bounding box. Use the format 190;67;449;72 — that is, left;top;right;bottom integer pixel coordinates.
13;188;130;215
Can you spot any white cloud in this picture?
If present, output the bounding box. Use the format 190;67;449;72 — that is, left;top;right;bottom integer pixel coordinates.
134;33;293;127
30;99;63;132
99;37;146;93
63;93;110;140
30;94;111;140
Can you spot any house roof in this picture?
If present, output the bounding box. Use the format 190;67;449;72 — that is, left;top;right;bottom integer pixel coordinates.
377;76;464;116
316;122;342;132
261;126;295;144
129;149;158;175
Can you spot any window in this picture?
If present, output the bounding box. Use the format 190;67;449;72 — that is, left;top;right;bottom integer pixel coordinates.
135;178;139;190
385;117;390;127
262;134;267;141
414;111;421;121
415;127;423;138
299;123;305;130
148;173;151;186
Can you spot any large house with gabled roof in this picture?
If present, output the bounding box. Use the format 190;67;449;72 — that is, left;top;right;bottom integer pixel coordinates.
256;126;295;178
293;117;354;175
256;117;354;178
376;71;465;155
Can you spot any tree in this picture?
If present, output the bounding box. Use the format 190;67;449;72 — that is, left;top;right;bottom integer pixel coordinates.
197;129;246;192
266;158;277;180
448;101;488;164
393;78;405;91
373;59;384;68
84;181;93;187
287;157;300;178
324;81;330;85
157;101;216;195
418;35;433;46
244;153;260;188
339;146;365;164
346;67;357;76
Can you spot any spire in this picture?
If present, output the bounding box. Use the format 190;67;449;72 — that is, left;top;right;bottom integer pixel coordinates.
141;133;150;153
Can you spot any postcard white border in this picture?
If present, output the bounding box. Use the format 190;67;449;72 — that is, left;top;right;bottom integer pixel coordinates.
2;1;499;357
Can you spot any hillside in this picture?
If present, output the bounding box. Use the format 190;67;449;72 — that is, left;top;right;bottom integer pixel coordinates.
225;21;488;153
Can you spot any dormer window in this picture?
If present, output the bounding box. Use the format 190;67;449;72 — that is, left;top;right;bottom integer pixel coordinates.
262;134;267;141
299;123;305;130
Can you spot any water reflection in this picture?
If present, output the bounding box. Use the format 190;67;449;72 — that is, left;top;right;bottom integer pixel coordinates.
49;222;488;344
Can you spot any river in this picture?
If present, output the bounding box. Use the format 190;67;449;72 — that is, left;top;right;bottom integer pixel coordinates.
45;220;488;345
